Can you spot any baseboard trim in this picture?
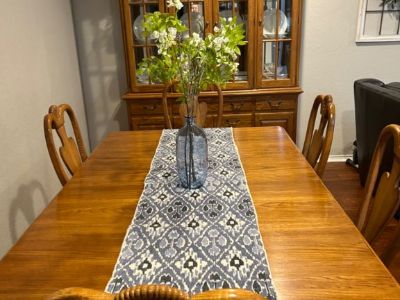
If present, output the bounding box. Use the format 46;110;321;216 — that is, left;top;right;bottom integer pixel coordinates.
328;155;353;162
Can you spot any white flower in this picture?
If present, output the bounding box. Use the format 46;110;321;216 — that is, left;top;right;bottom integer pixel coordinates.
191;32;204;47
159;30;167;39
212;36;224;50
228;17;232;22
214;26;220;33
231;62;239;72
152;30;159;39
167;0;183;10
168;27;177;38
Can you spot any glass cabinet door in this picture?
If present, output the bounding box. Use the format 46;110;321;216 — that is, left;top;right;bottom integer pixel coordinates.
121;0;213;92
256;0;300;88
213;0;254;90
122;0;164;90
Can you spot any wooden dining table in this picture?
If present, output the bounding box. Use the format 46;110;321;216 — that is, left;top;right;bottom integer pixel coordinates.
0;126;399;299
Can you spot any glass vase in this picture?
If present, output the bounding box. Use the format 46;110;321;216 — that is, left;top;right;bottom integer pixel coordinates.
176;116;208;189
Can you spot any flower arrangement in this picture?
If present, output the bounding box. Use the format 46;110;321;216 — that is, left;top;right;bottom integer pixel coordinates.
138;0;246;113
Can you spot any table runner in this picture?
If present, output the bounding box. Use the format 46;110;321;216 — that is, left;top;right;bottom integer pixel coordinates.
106;128;276;299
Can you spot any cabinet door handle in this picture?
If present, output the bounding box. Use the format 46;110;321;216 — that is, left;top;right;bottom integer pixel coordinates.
225;119;240;127
231;103;243;112
143;105;156;111
268;101;282;109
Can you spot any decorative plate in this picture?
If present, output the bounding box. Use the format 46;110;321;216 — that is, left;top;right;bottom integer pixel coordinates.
263;9;288;38
133;13;145;42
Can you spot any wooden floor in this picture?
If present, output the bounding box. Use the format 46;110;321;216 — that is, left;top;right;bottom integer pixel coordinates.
322;162;400;282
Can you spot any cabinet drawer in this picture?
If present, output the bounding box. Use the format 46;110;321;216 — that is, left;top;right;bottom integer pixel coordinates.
131;116;165;130
222;114;253;127
172;115;214;128
130;102;164;115
255;112;295;140
256;96;296;111
201;97;254;114
224;100;254;113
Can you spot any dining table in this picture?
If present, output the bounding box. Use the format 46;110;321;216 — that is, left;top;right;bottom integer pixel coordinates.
0;126;399;299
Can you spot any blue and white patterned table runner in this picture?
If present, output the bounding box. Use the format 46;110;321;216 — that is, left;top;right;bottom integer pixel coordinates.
106;128;276;299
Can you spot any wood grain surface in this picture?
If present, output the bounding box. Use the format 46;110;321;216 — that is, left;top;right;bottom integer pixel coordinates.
0;127;399;299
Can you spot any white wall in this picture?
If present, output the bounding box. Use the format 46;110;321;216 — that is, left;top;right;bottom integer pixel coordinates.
71;0;129;149
298;0;400;157
0;0;88;258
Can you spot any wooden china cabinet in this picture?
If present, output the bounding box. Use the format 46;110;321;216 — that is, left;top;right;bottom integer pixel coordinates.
119;0;303;141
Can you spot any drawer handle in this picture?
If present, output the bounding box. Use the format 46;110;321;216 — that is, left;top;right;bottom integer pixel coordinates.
231;103;243;112
268;101;282;109
143;105;156;111
225;119;240;127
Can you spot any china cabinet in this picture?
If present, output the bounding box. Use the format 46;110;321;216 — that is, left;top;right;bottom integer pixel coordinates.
119;0;303;141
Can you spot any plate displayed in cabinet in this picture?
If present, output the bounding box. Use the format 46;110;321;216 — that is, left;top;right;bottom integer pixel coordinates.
133;13;145;42
133;13;156;42
263;9;288;38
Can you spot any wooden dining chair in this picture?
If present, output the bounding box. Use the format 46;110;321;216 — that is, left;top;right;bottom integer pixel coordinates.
47;285;267;300
47;285;189;300
302;94;336;177
357;124;400;266
162;83;224;129
44;104;88;186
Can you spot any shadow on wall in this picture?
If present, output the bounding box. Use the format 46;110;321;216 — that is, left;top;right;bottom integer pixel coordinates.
9;180;50;243
341;109;355;155
71;0;129;150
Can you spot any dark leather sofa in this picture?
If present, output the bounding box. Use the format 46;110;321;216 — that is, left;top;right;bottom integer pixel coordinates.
353;78;400;186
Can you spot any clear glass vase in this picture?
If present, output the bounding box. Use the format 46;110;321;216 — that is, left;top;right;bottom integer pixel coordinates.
176;116;208;189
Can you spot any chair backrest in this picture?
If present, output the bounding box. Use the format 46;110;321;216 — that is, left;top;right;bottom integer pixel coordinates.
357;124;400;266
162;84;224;129
48;285;267;300
302;95;336;177
44;104;88;186
48;285;189;300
